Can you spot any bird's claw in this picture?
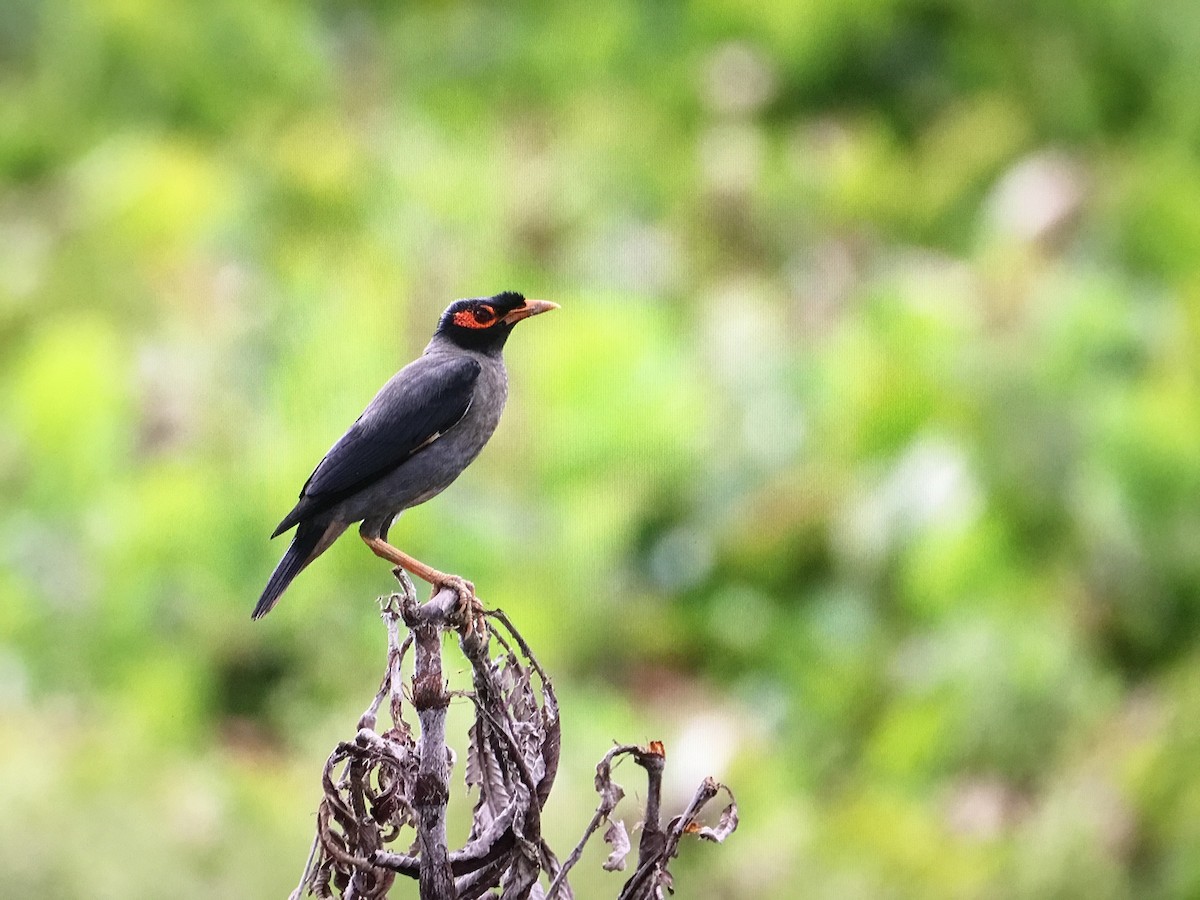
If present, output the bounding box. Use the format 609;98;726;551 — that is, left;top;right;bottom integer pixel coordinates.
434;575;486;641
431;573;474;599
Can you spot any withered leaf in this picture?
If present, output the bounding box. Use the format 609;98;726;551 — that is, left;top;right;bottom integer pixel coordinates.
465;719;511;828
602;820;631;872
695;798;738;844
594;760;626;813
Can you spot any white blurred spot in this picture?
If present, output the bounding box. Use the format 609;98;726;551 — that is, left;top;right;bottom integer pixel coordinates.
985;151;1085;245
699;123;765;197
698;279;806;466
786;238;859;333
703;42;778;116
698;278;787;387
837;435;983;566
0;218;50;301
667;711;740;802
165;769;226;848
136;341;203;456
945;777;1023;840
0;651;29;711
575;220;681;296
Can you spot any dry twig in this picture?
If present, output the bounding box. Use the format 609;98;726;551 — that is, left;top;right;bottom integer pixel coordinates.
291;572;737;899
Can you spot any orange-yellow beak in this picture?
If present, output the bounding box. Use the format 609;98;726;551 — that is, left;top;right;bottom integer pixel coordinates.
502;298;559;325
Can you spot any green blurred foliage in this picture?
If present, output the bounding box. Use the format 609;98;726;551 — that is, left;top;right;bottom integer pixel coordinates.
2;0;1200;896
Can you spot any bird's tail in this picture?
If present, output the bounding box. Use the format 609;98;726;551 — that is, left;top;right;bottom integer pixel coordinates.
252;519;337;620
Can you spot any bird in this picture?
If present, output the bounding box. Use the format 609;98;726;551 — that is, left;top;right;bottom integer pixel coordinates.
253;291;558;619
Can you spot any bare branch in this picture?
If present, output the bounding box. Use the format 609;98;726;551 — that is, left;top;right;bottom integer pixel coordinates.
402;584;459;900
618;774;739;900
545;744;639;898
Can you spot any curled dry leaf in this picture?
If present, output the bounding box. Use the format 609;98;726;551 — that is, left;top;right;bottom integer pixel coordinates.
696;796;738;844
603;820;631;872
593;749;630;813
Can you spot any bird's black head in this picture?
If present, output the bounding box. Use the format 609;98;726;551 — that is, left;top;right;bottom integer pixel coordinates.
435;291;558;355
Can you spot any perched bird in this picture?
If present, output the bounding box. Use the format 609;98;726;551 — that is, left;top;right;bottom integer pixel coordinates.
254;291;558;619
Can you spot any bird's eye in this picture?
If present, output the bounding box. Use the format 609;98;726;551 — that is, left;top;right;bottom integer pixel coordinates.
451;305;497;329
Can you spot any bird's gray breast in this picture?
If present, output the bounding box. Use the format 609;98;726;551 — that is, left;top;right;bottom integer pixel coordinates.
344;353;508;524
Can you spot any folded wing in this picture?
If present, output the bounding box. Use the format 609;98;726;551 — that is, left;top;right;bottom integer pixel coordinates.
272;354;481;536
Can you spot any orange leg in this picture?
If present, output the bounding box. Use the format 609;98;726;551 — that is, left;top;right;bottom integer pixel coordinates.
359;525;484;635
359;528;452;586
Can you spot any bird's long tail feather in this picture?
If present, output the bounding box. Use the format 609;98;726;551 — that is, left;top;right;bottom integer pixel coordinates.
253;519;334;619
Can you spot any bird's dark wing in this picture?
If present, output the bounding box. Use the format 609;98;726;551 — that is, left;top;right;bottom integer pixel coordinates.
273;355;481;534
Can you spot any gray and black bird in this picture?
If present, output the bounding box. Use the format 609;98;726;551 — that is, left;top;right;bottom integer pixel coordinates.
253;291;558;619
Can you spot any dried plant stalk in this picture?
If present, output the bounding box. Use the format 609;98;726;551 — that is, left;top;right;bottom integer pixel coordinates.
291;572;736;900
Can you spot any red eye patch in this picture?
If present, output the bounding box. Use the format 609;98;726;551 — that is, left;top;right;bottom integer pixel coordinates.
452;306;496;329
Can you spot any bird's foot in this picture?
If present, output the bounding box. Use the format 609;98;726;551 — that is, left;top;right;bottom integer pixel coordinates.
431;572;474;600
433;574;487;641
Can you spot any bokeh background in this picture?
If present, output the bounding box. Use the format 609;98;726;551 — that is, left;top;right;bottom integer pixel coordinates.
4;0;1200;897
